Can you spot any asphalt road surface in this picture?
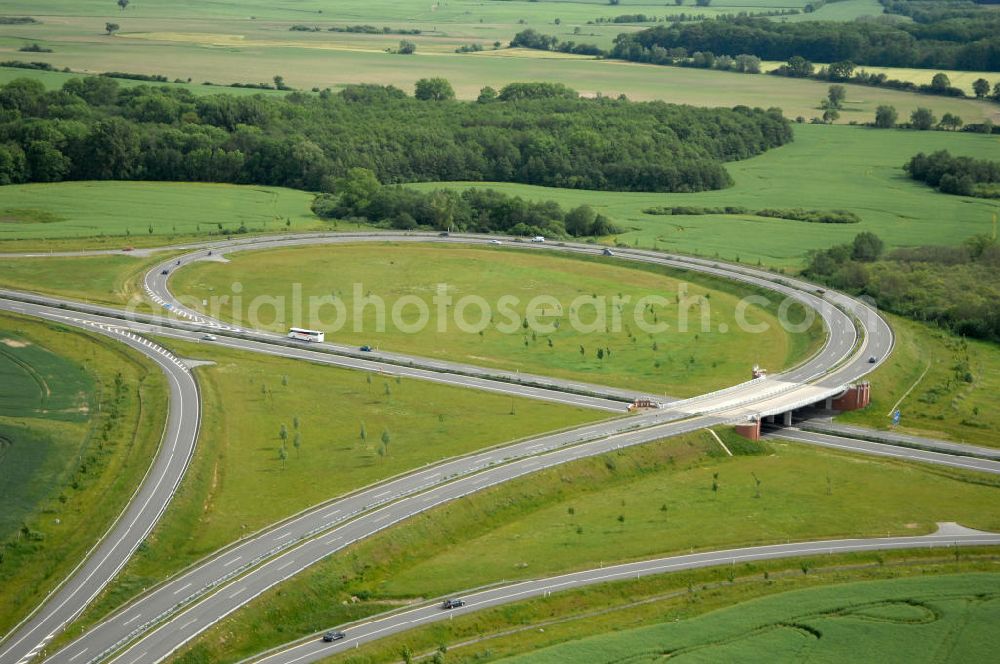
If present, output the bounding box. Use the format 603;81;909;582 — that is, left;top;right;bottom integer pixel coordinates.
251;523;1000;664
766;428;1000;475
0;304;201;664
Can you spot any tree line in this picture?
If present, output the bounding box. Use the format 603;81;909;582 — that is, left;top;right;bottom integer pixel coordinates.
312;168;623;238
611;15;1000;72
805;232;1000;342
642;205;860;223
0;76;791;192
905;150;1000;197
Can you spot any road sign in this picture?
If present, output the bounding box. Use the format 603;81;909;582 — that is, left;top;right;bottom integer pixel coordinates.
892;410;901;425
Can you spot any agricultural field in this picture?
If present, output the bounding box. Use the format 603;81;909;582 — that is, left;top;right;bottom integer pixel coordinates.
512;574;1000;663
170;432;1000;662
0;181;321;251
760;60;1000;97
171;243;824;396
61;335;604;637
418;124;1000;267
0;0;994;123
0;312;167;635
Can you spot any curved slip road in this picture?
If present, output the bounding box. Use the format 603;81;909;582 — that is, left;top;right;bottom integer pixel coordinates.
253;522;1000;664
0;304;201;664
4;232;894;662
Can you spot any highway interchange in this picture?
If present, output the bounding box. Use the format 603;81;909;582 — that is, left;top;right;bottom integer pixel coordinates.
0;232;996;664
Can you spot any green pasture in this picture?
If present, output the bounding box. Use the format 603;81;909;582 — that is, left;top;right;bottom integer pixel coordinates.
0;181;320;248
0;312;167;636
416;124;1000;267
169;430;1000;662
61;336;603;638
513;574;1000;663
171;243;823;396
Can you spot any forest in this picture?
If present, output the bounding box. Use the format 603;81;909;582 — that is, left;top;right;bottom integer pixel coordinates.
0;77;792;193
905;150;1000;197
805;232;1000;342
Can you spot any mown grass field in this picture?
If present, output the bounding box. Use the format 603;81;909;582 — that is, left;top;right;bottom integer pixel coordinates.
510;574;1000;663
836;314;1000;448
169;431;1000;662
0;312;167;636
171;243;823;396
58;336;604;642
0;181;321;250
418;124;1000;267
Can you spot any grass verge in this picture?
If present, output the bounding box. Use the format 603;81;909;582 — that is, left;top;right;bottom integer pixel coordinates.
342;563;1000;664
169;429;999;662
55;336;604;644
836;313;1000;448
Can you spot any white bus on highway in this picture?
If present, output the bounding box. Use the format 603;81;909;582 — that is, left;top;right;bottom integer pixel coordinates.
287;327;325;343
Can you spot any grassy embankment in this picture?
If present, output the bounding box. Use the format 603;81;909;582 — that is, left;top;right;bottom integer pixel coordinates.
55;336;605;645
836;313;1000;448
172;243;824;397
169;429;1000;662
0;312;167;635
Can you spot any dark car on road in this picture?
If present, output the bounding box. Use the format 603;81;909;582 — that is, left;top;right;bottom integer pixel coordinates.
359;345;372;352
442;598;466;609
322;630;345;642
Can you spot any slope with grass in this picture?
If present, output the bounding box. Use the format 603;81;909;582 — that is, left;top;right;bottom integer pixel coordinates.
169;431;1000;662
0;312;167;636
509;573;1000;663
171;243;823;397
0;181;321;251
835;314;1000;448
0;253;171;311
416;124;1000;267
322;558;1000;664
60;336;604;640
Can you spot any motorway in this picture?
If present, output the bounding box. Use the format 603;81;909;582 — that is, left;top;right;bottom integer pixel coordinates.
766;428;1000;475
0;231;982;664
0;305;201;664
252;523;1000;664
